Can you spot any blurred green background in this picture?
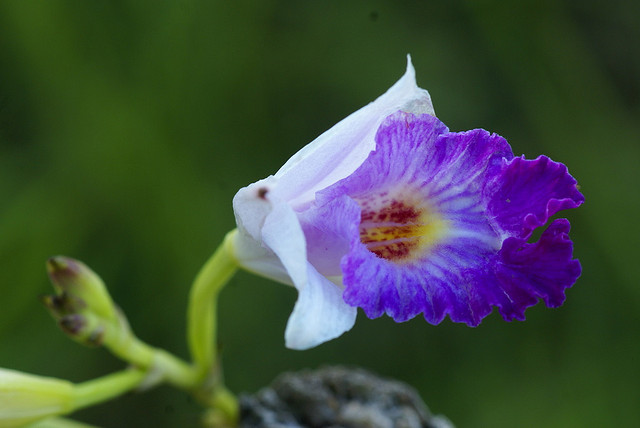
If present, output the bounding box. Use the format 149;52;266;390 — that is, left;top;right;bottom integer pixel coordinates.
1;0;638;427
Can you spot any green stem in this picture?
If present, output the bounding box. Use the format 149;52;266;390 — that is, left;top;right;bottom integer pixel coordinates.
102;315;198;389
210;385;239;423
187;229;239;381
29;417;98;428
65;230;240;423
71;369;146;411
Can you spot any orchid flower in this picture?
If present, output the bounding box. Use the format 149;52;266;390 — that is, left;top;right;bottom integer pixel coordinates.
231;56;583;350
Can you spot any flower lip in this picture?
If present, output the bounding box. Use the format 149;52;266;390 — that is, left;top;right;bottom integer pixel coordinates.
313;112;583;325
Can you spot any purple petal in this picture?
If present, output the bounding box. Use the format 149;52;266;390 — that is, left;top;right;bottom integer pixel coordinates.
342;239;497;325
427;129;513;197
342;218;581;326
486;155;584;239
494;218;581;316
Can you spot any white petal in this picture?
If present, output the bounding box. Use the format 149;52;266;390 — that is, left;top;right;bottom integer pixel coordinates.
260;198;308;288
231;229;292;286
232;177;278;242
284;264;357;350
260;199;356;349
232;177;296;285
273;55;434;209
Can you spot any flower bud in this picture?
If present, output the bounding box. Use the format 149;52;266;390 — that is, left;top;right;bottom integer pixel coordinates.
46;257;116;321
0;368;74;427
43;256;118;347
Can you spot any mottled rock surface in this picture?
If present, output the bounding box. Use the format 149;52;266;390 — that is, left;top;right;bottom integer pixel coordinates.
239;366;454;428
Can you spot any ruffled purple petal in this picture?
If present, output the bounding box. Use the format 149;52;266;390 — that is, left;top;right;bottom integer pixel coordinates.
341;219;580;326
342;239;497;325
494;218;580;315
486;155;584;239
453;219;580;325
426;129;513;197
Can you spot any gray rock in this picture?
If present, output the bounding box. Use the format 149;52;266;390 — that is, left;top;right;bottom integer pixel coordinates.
239;366;454;428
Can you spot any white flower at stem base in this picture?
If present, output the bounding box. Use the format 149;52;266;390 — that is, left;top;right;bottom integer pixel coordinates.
0;368;74;427
0;368;145;428
231;56;434;350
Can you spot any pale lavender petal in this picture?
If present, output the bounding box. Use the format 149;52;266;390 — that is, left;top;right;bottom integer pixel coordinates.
284;264;357;350
298;194;361;277
232;177;294;285
233;177;279;243
231;230;292;286
260;198;356;350
274;56;435;209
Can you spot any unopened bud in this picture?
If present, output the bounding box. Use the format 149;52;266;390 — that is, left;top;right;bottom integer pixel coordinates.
46;257;115;321
43;256;121;347
58;314;86;335
58;313;105;347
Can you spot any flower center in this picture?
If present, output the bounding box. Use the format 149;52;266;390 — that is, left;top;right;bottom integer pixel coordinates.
358;189;448;263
